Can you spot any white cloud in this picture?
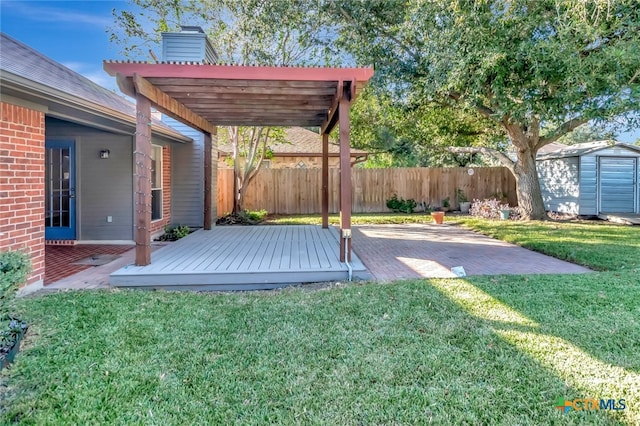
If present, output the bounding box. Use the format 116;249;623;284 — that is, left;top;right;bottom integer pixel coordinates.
62;61;118;92
3;1;112;27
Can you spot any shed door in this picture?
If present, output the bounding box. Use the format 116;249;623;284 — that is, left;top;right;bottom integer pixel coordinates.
598;157;636;213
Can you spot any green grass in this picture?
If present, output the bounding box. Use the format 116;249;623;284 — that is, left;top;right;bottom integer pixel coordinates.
2;214;639;424
2;278;638;425
264;212;437;225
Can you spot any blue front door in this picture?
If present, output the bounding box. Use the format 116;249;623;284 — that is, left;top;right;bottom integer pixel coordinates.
45;140;76;240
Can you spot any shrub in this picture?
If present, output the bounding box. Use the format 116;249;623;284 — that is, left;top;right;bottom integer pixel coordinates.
1;250;31;310
157;225;192;241
245;209;268;222
469;198;511;219
456;188;468;203
216;209;269;225
386;194;417;213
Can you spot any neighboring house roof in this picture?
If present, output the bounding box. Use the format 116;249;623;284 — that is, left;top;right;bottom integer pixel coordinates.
536;140;640;160
0;33;189;143
218;127;369;157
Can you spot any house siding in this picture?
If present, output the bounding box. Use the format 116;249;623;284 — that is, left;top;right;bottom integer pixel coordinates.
165;117;205;227
45;118;134;240
162;32;217;64
537;157;580;214
0;101;46;286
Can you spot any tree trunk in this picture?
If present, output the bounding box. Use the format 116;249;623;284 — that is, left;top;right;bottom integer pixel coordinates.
513;146;548;220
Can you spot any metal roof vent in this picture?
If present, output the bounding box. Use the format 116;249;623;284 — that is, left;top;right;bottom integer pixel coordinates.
161;25;218;64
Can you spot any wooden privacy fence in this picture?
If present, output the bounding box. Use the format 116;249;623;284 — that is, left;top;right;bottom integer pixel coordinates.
218;167;517;215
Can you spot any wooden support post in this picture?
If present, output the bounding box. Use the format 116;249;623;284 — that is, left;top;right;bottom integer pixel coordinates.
338;85;352;262
203;130;217;230
322;132;329;228
135;94;152;266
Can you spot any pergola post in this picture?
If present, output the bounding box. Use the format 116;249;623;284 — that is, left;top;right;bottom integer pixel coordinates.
134;93;152;266
203;129;218;230
321;132;329;228
338;83;352;262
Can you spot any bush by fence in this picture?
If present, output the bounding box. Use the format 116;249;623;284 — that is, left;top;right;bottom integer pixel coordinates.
218;167;517;215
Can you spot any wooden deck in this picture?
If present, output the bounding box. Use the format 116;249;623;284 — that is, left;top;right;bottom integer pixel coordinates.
110;225;370;290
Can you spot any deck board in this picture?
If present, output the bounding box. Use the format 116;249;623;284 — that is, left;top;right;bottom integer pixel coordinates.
110;225;370;289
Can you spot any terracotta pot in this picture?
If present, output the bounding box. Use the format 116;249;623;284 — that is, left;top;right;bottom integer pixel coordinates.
431;211;445;224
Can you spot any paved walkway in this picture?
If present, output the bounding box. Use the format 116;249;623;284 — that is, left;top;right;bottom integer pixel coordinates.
352;224;591;281
41;224;591;291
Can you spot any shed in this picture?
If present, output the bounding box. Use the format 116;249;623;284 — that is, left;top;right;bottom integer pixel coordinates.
537;141;640;215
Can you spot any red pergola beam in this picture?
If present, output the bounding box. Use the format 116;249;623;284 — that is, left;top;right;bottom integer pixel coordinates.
104;62;373;83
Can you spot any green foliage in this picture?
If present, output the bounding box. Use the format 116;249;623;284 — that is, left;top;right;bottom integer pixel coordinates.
333;1;640;131
350;88;505;167
0;251;31;312
157;225;191;241
456;188;468;203
330;0;640;218
248;209;268;221
442;197;450;209
216;209;269;225
385;194;417;213
555;123;617;145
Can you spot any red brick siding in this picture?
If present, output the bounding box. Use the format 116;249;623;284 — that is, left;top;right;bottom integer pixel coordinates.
150;145;171;235
0;102;45;286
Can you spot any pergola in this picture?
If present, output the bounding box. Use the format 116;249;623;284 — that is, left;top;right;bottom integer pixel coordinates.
103;61;373;266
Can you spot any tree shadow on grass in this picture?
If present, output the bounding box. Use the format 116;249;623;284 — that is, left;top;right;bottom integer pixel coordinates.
425;277;637;425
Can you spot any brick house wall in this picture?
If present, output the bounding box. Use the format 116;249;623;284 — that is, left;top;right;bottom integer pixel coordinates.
150;145;172;235
0;101;45;286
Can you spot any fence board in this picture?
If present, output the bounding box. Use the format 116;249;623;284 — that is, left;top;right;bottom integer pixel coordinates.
217;167;517;215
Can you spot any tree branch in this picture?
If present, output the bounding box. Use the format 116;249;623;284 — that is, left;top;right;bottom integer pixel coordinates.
538;117;588;148
448;146;515;173
448;92;496;119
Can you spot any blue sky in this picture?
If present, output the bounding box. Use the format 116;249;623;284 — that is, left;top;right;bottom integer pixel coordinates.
1;0;126;91
1;0;638;142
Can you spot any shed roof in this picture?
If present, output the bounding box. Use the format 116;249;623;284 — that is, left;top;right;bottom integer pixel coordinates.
536;140;640;160
0;33;189;142
217;127;368;157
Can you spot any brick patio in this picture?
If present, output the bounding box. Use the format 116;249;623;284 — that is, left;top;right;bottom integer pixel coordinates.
352;224;591;281
45;244;134;284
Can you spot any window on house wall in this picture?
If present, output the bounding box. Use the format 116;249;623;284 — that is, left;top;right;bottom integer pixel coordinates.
151;145;162;220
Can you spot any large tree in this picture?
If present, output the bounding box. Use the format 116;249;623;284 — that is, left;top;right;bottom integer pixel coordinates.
111;0;332;214
350;87;506;167
327;0;640;219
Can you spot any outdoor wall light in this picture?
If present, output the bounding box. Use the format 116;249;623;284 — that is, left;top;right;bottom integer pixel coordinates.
99;149;110;159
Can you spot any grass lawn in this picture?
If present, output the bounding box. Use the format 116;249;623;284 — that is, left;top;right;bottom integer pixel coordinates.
1;215;639;425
